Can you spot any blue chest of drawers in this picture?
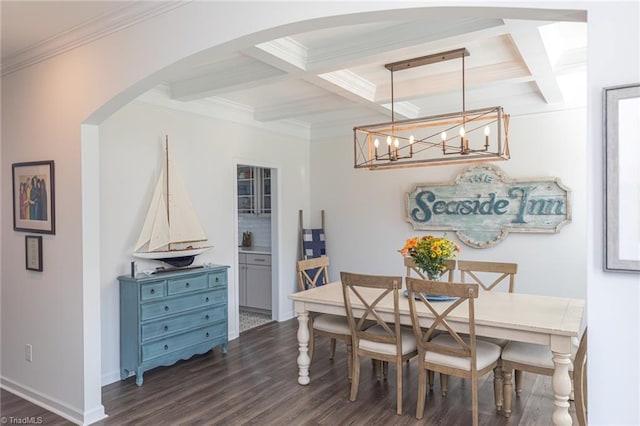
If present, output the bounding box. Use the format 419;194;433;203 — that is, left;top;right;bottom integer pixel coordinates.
119;265;229;386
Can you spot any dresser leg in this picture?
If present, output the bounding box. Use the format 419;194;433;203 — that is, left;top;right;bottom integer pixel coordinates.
136;368;144;386
221;343;228;354
120;369;128;381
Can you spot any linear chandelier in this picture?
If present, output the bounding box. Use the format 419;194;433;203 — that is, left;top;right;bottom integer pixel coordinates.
353;48;510;170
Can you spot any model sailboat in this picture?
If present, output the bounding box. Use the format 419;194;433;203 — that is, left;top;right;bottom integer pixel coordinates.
133;136;212;267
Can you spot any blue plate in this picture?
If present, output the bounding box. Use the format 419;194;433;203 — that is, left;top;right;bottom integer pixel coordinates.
403;289;457;302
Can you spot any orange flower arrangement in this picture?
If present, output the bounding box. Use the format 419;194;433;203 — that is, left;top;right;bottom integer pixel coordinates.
399;234;460;279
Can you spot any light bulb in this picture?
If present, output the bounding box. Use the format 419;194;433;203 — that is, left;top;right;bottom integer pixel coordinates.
484;126;490;136
459;127;466;137
374;138;379;148
441;131;447;141
409;135;414;144
386;136;392;146
394;138;399;148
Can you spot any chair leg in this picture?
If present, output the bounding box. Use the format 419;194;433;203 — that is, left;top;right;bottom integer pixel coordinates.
515;369;523;397
493;365;504;412
472;373;479;426
396;361;403;415
503;369;513;418
346;341;353;382
440;373;449;397
329;338;337;360
428;370;435;389
383;361;389;380
350;353;360;402
417;368;427;419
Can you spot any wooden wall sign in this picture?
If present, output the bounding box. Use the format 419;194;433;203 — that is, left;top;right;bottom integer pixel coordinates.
406;165;571;248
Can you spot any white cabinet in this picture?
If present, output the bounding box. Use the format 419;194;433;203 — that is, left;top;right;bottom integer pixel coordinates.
239;253;271;311
237;166;271;216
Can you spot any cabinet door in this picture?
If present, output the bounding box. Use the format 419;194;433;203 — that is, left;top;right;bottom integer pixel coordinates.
258;168;271;215
245;264;271;310
237;166;256;215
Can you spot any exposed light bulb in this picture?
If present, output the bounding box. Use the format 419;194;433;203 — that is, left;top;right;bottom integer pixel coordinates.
386;136;392;146
459;127;466;137
374;138;379;148
394;138;399;148
441;131;447;141
484;126;490;136
409;135;415;144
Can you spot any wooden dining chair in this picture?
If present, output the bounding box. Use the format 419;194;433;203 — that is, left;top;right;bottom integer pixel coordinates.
406;277;502;426
340;272;418;415
501;327;587;419
296;256;354;380
457;259;518;408
574;328;588;426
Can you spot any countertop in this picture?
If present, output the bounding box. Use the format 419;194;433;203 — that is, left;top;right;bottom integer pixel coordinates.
238;245;271;255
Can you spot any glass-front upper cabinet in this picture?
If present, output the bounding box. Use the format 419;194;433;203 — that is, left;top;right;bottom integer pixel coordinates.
237;165;271;215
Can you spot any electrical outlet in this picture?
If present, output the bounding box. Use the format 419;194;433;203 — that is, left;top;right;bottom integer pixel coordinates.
25;344;32;362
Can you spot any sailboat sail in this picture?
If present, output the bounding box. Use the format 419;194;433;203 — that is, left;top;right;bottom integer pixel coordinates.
133;138;211;264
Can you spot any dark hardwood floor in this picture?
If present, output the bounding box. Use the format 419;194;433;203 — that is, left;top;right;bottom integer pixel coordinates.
1;318;576;425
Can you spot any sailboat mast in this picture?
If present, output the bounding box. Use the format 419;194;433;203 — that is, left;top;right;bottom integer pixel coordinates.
165;135;171;250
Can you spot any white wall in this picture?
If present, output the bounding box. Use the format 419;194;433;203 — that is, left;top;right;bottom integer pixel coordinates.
311;108;586;298
1;2;639;425
98;100;309;384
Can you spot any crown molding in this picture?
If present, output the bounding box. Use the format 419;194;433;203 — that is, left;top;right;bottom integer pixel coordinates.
1;2;188;76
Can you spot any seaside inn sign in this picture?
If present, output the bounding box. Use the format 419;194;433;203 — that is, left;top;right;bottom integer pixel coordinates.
406;165;571;248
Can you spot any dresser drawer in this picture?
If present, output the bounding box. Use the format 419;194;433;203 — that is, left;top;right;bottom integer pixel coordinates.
168;274;208;295
141;291;217;320
140;281;166;301
142;323;227;361
141;305;226;341
246;253;271;266
208;271;227;288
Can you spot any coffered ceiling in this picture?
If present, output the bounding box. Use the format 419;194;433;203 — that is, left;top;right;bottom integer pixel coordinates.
1;2;587;140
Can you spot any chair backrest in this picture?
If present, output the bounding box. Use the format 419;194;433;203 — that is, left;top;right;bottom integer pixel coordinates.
574;327;588;426
296;256;330;291
406;277;479;368
457;260;517;293
404;257;456;282
340;272;402;351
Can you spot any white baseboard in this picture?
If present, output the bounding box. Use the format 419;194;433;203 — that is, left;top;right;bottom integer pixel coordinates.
0;376;106;425
101;370;122;386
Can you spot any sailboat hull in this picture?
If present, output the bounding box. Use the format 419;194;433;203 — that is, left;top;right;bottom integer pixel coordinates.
133;246;212;267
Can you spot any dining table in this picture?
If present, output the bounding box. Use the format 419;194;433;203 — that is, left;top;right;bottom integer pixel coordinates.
289;281;585;426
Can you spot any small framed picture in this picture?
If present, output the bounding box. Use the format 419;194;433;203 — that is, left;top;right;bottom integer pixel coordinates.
12;160;55;234
25;235;43;272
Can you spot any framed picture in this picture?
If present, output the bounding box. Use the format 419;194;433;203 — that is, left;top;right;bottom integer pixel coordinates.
12;160;55;234
25;235;43;272
605;83;640;272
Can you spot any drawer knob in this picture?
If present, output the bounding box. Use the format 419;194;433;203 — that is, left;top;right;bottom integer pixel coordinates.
206;332;210;338
164;345;169;351
185;282;190;288
150;289;155;295
205;315;210;320
215;277;219;282
205;297;209;302
164;325;169;332
164;305;169;311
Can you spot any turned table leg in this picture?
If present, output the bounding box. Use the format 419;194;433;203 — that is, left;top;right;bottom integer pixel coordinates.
296;309;311;385
551;350;573;426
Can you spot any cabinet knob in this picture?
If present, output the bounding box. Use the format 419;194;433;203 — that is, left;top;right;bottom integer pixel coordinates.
215;277;219;282
164;305;169;311
205;332;210;338
164;345;169;351
164;325;169;332
150;289;155;294
205;297;210;302
205;315;210;320
185;282;190;288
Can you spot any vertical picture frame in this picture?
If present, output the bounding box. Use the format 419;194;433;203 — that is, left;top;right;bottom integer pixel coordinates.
604;83;640;272
12;160;55;234
25;235;43;272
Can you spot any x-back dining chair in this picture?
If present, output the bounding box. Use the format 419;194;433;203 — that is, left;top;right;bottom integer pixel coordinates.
406;277;502;426
296;256;354;380
341;272;418;415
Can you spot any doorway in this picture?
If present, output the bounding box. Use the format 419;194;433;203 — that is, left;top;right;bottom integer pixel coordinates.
236;164;275;332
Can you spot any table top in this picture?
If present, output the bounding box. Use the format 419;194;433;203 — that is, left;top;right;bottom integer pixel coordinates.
289;281;584;347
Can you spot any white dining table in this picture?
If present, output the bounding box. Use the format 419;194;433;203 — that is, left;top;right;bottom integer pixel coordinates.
289;281;584;426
